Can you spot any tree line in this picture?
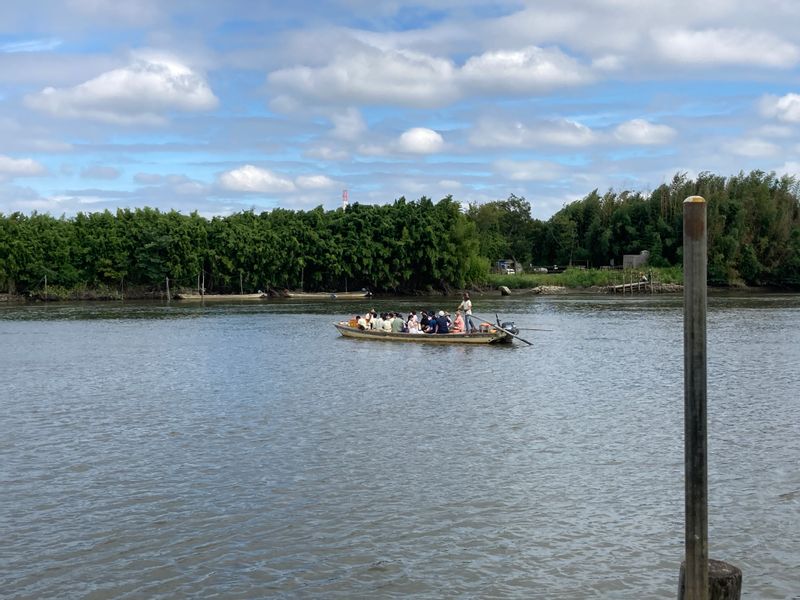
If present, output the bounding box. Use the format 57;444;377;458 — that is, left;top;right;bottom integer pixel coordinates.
0;170;798;296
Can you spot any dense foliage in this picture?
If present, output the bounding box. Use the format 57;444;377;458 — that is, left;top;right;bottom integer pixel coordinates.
0;196;482;295
469;170;800;287
0;171;798;296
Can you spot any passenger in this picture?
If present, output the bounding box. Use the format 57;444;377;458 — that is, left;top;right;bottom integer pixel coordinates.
372;312;384;331
419;310;430;330
382;313;393;333
425;313;438;333
407;314;421;333
391;313;404;333
356;315;368;330
435;310;450;334
452;309;465;333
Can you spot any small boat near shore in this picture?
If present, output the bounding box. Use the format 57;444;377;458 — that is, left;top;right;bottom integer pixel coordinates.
284;290;372;300
334;321;515;344
173;292;265;301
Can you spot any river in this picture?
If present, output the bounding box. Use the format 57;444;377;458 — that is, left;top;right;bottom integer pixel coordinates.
1;292;798;599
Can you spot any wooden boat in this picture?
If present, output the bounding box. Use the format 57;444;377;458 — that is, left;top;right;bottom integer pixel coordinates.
334;321;514;344
173;292;266;301
283;291;372;299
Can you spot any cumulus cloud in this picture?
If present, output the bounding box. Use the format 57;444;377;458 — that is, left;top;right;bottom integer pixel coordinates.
295;174;336;189
614;119;677;145
652;28;800;68
25;53;218;125
730;137;780;157
397;127;444;154
470;117;596;148
0;155;46;177
218;165;295;193
269;47;458;108
494;159;563;181
760;93;800;123
330;107;367;140
460;46;592;93
305;145;350;161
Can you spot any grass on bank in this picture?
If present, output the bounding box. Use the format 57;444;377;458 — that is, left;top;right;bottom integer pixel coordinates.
485;266;684;289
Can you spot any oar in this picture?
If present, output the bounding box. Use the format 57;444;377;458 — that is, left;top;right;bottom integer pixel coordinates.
516;327;554;332
471;313;534;346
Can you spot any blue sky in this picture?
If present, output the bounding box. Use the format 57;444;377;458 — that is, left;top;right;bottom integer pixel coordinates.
1;0;799;219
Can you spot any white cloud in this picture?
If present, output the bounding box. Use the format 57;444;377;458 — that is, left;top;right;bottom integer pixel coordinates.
269;47;458;108
494;159;563;181
730;138;780;157
0;155;46;177
218;165;295;193
760;93;800;123
305;145;350;161
81;165;120;179
776;161;800;177
330;107;366;140
460;46;592;93
396;127;444;154
652;28;800;68
614;119;677;145
24;53;218;125
295;174;336;189
470;118;596;148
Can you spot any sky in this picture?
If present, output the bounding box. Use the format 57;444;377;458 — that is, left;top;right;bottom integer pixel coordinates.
1;0;799;220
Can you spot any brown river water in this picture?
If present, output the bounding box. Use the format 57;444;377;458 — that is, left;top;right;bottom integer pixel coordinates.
1;292;798;598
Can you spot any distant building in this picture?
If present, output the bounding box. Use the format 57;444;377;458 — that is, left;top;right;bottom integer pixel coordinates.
495;259;519;274
622;250;650;269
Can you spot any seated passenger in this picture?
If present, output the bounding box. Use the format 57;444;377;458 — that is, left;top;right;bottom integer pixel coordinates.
356;315;368;330
382;313;393;332
391;313;404;333
435;310;449;334
452;310;465;333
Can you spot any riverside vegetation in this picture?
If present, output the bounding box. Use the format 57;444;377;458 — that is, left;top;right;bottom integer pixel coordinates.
1;170;798;299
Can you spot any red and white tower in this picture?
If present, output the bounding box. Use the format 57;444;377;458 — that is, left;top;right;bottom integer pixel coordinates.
342;189;349;210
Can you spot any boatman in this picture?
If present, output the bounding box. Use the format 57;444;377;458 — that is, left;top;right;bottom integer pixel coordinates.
458;292;476;333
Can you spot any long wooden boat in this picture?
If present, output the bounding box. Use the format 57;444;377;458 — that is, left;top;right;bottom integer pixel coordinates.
334;321;514;344
284;291;372;299
173;293;266;301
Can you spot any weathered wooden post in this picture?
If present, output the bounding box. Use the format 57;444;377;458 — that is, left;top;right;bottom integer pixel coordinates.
165;276;170;301
679;196;741;600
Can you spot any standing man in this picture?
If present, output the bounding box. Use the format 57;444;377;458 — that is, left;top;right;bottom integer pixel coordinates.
458;292;475;333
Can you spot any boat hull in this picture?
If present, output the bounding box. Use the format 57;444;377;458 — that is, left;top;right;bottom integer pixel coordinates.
285;291;372;299
334;322;513;344
174;293;265;301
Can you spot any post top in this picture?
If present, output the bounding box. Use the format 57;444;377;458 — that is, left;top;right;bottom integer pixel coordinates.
684;195;706;204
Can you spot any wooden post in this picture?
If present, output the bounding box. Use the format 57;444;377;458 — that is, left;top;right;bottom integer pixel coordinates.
44;274;47;301
678;560;741;600
683;195;708;600
240;272;244;295
680;196;742;599
166;276;170;301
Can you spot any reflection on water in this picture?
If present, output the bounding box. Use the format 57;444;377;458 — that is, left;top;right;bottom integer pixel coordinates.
1;293;798;598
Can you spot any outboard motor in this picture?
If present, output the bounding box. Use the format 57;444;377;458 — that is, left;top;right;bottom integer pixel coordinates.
500;321;519;335
495;314;519;334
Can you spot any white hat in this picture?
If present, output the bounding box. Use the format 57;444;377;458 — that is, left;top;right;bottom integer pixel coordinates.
438;310;445;316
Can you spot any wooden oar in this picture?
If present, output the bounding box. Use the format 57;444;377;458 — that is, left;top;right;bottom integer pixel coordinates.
471;313;534;346
516;327;554;332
